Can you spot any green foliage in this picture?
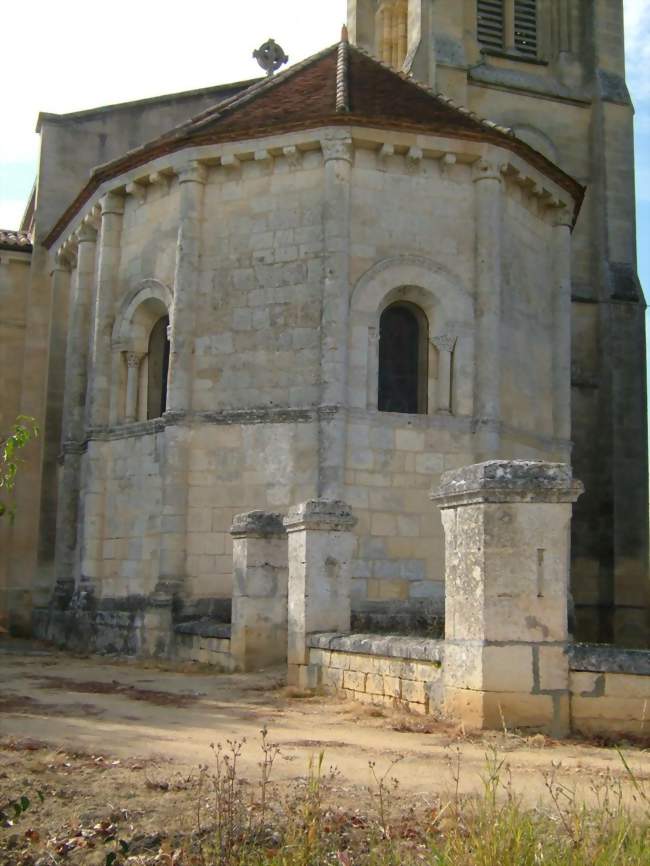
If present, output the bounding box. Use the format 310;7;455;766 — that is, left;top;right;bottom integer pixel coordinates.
0;788;44;827
0;416;38;521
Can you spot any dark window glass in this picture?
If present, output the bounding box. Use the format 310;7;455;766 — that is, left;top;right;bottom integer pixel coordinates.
147;315;170;419
378;304;424;414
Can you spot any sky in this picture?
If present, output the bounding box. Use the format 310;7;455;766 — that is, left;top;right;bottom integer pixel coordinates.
0;0;648;312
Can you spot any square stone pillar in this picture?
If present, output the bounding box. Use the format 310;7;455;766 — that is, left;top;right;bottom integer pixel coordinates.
284;500;357;687
431;461;583;736
230;511;288;672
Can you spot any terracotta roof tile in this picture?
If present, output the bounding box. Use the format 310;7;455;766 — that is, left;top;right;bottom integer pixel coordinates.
0;230;32;252
44;40;584;248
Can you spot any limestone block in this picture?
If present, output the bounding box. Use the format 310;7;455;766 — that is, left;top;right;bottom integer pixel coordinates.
321;666;344;689
401;679;428;705
383;675;402;698
343;669;367;691
604;673;650;700
366;674;385;695
230;511;288;671
538;646;569;692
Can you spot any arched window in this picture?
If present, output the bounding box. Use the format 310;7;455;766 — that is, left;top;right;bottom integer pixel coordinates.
378;302;428;414
147;315;170;419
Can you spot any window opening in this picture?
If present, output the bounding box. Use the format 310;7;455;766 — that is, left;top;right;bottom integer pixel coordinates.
147;315;170;419
378;302;428;414
477;0;505;50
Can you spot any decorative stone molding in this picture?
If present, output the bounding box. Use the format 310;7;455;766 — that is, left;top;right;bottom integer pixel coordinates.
284;499;357;533
378;142;395;164
472;157;504;183
321;136;353;164
231;510;286;539
431;334;457;354
432;459;584;508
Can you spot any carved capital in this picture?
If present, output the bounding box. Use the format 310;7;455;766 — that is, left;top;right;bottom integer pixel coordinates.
75;221;98;244
472;158;504;184
100;190;125;216
431;334;457;354
53;247;73;272
321;137;353;164
126;351;144;369
177;160;207;185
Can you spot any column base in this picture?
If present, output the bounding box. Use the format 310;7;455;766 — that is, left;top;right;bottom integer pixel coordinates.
444;687;570;737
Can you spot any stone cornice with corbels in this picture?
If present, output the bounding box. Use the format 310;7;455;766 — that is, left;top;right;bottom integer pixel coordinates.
52;126;578;249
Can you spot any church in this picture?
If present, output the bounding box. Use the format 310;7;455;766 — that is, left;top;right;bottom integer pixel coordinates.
1;0;647;657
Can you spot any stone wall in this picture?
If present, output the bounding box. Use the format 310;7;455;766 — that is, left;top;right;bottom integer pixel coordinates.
308;633;444;714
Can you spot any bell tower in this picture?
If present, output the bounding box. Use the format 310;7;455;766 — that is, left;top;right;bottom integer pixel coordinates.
347;0;649;648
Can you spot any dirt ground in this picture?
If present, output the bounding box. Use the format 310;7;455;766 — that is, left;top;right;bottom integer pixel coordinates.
1;642;650;862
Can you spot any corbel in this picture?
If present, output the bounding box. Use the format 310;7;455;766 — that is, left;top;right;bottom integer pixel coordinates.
254;148;273;169
378;143;395;165
406;146;423;173
149;171;172;193
439;152;457;177
221;153;241;171
282;145;302;170
125;180;147;204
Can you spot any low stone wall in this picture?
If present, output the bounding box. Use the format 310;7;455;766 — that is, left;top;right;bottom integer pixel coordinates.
308;633;444;714
174;621;233;670
569;644;650;737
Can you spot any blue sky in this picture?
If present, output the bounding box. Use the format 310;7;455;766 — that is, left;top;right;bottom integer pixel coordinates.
1;0;648;322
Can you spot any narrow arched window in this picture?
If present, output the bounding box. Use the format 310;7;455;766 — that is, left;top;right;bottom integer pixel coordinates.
147;315;170;419
378;302;428;414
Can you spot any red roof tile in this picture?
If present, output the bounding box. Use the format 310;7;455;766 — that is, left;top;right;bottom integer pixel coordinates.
44;41;584;248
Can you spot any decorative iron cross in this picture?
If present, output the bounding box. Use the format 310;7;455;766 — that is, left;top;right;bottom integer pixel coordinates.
253;39;289;77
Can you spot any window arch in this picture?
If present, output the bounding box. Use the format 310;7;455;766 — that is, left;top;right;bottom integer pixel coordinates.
378;302;429;414
147;315;170;419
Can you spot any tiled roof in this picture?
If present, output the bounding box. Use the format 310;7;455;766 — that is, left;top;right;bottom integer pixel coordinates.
0;230;32;252
44;38;584;248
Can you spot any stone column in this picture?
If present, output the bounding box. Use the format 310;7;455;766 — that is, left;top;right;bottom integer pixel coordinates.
552;210;572;449
124;352;144;423
146;162;206;653
432;335;457;414
284;500;357;687
432;460;583;737
51;224;97;610
87;192;124;429
366;326;379;411
473;159;503;460
230;511;288;672
166;160;206;413
319;136;353;500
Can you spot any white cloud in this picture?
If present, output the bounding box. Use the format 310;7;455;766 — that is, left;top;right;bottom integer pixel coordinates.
0;201;29;230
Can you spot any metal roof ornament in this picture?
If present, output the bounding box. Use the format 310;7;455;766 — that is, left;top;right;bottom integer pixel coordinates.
253;39;289;77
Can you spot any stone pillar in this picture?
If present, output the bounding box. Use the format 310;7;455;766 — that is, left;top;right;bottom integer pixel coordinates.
432;460;583;737
88;192;124;429
166;160;206;413
473;159;503;460
229;511;288;672
52;224;97;608
146;162;206;653
552;210;572;449
366;326;379;411
124;352;144;423
284;500;357;687
318;136;353;500
432;335;457;414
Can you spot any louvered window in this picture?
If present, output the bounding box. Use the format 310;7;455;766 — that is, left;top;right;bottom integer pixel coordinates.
477;0;505;51
514;0;538;56
477;0;539;58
